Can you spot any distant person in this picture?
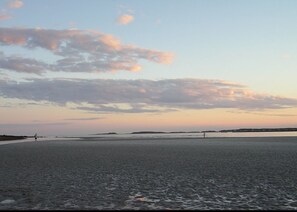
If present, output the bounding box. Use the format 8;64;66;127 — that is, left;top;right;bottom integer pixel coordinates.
34;133;37;141
203;132;206;139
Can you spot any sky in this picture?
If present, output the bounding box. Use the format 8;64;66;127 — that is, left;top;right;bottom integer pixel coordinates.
0;0;297;136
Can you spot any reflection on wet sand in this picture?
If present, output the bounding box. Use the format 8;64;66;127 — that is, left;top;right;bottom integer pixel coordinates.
0;137;297;210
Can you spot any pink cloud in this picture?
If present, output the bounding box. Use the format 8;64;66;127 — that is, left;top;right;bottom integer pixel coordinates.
117;14;134;25
99;34;122;50
0;78;296;113
7;0;23;9
0;14;12;21
0;27;174;74
129;65;142;72
0;52;48;74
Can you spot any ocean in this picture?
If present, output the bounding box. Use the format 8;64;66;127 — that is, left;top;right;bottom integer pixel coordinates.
62;131;297;141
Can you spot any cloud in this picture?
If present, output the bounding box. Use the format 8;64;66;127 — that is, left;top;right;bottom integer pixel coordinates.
228;110;297;117
7;0;23;9
64;117;104;121
0;122;69;128
0;78;296;113
0;72;10;80
0;52;48;74
0;14;12;21
75;105;167;114
0;27;174;74
117;14;134;25
0;0;23;21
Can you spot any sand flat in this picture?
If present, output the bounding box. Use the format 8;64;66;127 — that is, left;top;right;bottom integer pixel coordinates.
0;137;297;210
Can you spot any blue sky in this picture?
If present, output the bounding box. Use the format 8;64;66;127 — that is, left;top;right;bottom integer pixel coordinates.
1;0;297;135
2;0;297;91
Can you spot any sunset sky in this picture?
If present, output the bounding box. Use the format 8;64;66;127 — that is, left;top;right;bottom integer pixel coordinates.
1;0;297;136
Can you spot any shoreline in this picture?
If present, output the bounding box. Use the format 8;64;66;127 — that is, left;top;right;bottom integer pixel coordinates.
0;135;27;141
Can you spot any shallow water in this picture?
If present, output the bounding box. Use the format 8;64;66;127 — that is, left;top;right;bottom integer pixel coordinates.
0;137;297;210
73;131;297;139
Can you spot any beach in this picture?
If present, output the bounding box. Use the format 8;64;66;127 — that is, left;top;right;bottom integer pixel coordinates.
0;136;297;210
0;135;27;141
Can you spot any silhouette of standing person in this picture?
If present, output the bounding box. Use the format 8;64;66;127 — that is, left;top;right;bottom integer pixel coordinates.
34;133;37;141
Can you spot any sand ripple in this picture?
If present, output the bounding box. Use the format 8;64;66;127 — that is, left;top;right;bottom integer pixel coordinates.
1;137;297;210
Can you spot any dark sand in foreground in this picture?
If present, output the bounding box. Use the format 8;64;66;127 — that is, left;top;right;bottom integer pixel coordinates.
0;137;297;210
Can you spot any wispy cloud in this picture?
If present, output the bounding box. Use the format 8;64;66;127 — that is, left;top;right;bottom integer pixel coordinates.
117;14;134;25
0;122;69;128
0;52;49;75
7;0;23;9
0;78;296;113
0;14;12;21
0;27;174;75
75;105;167;114
0;0;23;21
228;110;297;117
63;117;104;121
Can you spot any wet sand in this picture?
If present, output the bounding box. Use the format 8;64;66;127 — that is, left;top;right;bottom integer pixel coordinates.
0;136;297;210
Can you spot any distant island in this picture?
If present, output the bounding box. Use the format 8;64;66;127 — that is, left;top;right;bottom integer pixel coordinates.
130;128;297;134
131;131;204;134
131;131;166;134
219;128;297;133
93;132;117;135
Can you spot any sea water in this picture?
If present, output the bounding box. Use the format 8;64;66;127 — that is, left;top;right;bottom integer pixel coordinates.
75;131;297;140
